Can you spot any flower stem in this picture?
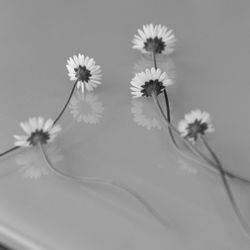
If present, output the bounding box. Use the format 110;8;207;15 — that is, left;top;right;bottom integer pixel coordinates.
151;52;186;165
152;51;157;69
0;145;20;158
0;80;78;159
53;80;78;126
39;143;170;230
151;51;223;174
200;135;250;237
151;93;250;185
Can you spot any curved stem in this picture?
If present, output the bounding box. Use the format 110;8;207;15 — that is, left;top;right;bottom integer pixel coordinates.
151;51;218;170
152;51;179;148
39;143;170;230
151;52;213;172
200;136;250;237
0;146;20;158
151;93;250;185
0;81;77;159
53;80;78;126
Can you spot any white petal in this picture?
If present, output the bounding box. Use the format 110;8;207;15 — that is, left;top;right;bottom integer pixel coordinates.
20;122;31;135
43;119;53;132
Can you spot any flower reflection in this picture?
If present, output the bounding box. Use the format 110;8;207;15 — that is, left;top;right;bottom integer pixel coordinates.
69;91;104;124
131;98;162;130
134;56;176;80
15;144;63;179
178;158;197;175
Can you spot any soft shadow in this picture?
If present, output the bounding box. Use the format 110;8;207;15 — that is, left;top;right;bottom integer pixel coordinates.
15;143;63;179
69;91;104;124
131;98;162;130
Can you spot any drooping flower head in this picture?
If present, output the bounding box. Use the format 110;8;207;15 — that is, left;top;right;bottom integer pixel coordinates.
66;54;102;93
14;117;61;147
130;68;173;98
132;24;176;55
178;110;215;142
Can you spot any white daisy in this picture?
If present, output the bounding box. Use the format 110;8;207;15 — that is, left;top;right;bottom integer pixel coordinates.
66;54;102;93
131;98;162;130
130;67;173;98
16;144;63;179
132;24;176;55
178;110;215;142
69;91;104;124
14;117;61;147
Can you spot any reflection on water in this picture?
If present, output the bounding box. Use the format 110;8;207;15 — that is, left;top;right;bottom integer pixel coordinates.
15;144;63;179
131;98;162;130
177;158;197;175
133;55;175;80
69;91;104;124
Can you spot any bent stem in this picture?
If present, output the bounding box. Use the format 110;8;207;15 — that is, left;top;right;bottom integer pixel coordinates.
53;80;78;126
151;52;214;174
0;80;78;159
200;136;250;237
39;143;170;230
151;93;250;185
152;52;179;148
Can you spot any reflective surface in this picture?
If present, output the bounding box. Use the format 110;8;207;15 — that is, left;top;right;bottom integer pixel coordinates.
0;0;250;249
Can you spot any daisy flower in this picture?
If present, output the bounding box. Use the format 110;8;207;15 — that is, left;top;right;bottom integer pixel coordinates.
178;110;215;142
16;144;63;179
69;91;104;124
66;54;102;93
14;117;61;147
131;99;161;130
130;67;173;98
132;24;176;55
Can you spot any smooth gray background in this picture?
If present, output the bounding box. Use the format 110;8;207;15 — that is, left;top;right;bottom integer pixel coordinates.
0;0;250;249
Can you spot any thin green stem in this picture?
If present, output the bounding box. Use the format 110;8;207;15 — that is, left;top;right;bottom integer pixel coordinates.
53;80;78;126
39;143;170;230
200;136;250;237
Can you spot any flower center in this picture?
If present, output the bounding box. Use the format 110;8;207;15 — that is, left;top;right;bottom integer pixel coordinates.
187;120;208;140
144;37;165;54
28;130;50;146
74;66;92;82
141;80;165;97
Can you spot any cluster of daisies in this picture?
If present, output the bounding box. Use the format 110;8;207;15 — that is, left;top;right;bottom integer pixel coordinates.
14;53;102;149
131;25;250;235
131;23;214;143
11;23;213;155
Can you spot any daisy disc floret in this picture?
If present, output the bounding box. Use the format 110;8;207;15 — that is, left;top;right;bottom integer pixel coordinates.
132;24;176;55
130;68;173;98
14;117;62;147
178;110;215;142
66;54;102;93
